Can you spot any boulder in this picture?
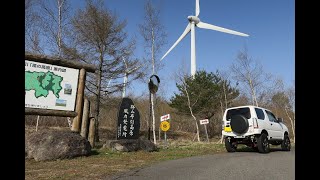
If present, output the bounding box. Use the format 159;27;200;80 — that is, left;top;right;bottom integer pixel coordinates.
25;130;91;161
103;138;158;152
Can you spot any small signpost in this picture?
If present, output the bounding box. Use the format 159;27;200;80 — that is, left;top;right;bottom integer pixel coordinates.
200;119;209;142
160;113;171;147
160;120;170;147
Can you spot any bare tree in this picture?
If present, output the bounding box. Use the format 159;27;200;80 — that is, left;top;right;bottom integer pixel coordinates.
57;0;65;57
285;83;295;143
182;77;200;142
139;0;167;75
69;0;142;142
35;0;72;57
269;78;295;143
174;69;200;142
230;46;272;106
217;70;239;143
25;0;44;54
139;0;167;144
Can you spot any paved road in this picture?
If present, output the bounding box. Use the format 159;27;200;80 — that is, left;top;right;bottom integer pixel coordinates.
108;147;294;180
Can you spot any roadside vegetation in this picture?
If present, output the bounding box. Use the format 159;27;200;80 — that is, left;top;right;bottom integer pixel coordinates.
25;136;225;180
25;0;295;179
25;126;294;180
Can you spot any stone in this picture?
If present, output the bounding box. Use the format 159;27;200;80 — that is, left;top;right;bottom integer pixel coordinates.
104;138;158;152
25;130;91;161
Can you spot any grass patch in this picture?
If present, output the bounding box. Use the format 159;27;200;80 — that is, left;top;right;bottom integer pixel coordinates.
25;126;295;180
25;141;226;180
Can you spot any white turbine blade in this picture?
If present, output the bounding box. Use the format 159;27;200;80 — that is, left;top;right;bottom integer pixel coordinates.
197;21;249;37
161;23;191;61
196;0;200;16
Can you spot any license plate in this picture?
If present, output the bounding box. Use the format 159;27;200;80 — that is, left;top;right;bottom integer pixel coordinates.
224;126;232;132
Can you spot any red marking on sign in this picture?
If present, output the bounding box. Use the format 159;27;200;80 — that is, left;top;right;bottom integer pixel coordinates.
160;114;170;122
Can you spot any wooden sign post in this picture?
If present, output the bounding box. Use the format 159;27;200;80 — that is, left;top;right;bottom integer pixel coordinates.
200;119;209;142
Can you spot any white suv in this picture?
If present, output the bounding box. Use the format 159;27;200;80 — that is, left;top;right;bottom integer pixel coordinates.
222;105;291;153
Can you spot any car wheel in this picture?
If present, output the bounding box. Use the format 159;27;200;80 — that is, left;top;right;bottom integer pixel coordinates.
225;137;237;152
257;133;270;153
230;115;249;134
281;134;291;151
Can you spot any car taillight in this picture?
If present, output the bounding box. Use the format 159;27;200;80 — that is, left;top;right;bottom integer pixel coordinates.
253;118;259;128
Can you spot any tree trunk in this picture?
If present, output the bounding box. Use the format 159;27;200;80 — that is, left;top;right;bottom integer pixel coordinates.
219;100;224;144
88;117;96;148
285;107;295;143
36;115;40;132
223;81;228;109
192;114;200;142
57;0;64;57
151;28;155;74
94;55;103;142
183;79;200;142
249;79;258;106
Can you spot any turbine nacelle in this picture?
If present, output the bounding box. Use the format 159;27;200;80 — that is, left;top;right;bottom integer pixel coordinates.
187;16;200;24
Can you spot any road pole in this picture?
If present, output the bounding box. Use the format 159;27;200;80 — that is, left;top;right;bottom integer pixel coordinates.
204;124;209;142
148;92;151;140
164;131;168;147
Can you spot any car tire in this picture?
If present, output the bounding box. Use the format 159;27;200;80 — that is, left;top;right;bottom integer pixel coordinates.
230;115;249;134
281;134;291;151
257;133;270;153
225;137;237;152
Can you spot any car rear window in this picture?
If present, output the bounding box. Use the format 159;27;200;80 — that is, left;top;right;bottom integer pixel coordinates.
226;107;251;121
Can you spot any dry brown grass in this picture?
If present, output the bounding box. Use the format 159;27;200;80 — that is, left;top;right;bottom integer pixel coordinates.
25;125;295;179
25;126;226;180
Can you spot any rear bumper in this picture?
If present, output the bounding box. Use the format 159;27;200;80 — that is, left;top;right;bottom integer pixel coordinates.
225;135;258;145
222;129;262;137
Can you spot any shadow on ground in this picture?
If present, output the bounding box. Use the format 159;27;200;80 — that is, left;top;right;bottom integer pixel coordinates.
236;146;286;153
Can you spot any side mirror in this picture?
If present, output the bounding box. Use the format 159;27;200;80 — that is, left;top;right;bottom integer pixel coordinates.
277;117;283;122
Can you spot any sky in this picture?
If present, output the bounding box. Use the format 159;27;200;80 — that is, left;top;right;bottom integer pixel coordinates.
69;0;295;100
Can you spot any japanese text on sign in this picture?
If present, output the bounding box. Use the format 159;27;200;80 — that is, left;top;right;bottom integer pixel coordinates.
120;105;136;138
117;98;140;140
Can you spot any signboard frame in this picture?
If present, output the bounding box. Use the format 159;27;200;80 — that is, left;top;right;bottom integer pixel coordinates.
24;53;95;118
25;60;79;111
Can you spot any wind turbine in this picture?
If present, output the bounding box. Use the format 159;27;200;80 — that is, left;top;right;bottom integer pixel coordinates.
161;0;249;77
122;57;142;98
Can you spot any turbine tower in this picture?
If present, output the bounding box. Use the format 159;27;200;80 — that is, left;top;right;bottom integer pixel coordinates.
161;0;249;77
